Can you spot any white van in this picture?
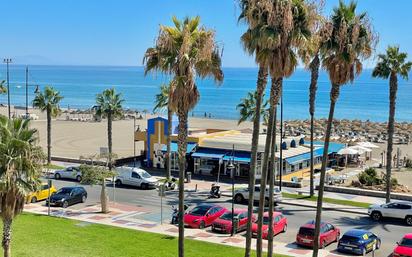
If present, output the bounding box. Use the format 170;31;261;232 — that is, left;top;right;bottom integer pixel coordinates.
114;167;158;189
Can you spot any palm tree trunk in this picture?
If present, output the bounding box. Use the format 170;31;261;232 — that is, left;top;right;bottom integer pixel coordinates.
244;66;268;257
312;83;340;257
101;178;109;213
256;77;282;256
166;106;172;180
386;73;398;203
2;218;12;257
177;108;188;257
309;55;320;197
47;108;52;164
256;79;276;257
108;112;113;170
267;106;277;257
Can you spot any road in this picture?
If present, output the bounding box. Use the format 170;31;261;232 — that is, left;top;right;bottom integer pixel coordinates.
46;178;407;257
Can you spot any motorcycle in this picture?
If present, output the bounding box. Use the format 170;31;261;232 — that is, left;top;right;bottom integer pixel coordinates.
171;204;189;224
207;184;221;199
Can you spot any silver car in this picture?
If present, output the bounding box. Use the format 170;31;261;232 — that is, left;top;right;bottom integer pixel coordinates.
54;166;82;182
234;185;282;206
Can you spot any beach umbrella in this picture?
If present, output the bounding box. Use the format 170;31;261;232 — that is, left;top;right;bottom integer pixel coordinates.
337;147;358;155
357;141;379;148
349;145;372;154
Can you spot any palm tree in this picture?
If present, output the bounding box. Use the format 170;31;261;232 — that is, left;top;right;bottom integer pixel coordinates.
372;46;412;203
33;86;63;164
299;2;326;197
236;90;269;125
0;116;44;257
238;2;271;255
263;1;312;255
0;80;7;95
312;1;375;256
153;83;172;180
95;88;124;170
143;16;223;257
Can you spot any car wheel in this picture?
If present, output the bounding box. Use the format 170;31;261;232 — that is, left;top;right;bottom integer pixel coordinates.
199;221;205;229
31;197;37;203
406;216;412;226
54;173;61;179
371;211;382;221
234;194;244;204
76;175;82;182
141;183;148;190
62;201;69;208
81;195;87;203
115;180;122;187
376;239;381;249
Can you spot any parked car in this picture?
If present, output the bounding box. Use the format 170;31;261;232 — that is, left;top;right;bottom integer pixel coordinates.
26;183;57;203
211;209;253;234
115;166;158;189
368;201;412;225
337;229;381;256
393;234;412;257
252;212;287;239
233;185;282;206
296;220;340;249
184;204;227;229
46;186;87;208
54;166;82;182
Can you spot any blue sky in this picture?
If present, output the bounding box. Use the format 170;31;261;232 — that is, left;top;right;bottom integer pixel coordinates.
2;0;412;67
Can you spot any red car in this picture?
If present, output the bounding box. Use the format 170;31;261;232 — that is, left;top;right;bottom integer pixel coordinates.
394;234;412;257
183;204;227;229
296;221;340;248
212;209;254;234
252;212;287;239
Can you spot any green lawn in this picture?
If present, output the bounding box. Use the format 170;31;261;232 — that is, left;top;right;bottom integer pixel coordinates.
282;192;371;209
44;163;65;170
10;213;291;257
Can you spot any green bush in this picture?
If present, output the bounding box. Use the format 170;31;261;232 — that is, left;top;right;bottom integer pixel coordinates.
358;168;381;186
406;159;412;169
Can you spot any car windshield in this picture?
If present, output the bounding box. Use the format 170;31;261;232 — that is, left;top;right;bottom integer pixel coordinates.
189;206;211;216
341;235;360;242
299;227;314;236
220;212;234;221
400;238;412;248
140;171;152;178
56;188;72;195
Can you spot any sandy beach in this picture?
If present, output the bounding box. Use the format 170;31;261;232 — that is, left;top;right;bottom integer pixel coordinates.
1;106;411;166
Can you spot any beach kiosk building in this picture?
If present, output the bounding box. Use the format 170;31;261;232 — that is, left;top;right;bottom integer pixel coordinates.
135;117;343;181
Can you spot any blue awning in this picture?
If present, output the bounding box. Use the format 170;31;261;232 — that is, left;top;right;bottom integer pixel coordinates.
161;142;197;154
304;141;345;154
286;148;323;165
223;151;251;163
192;152;225;160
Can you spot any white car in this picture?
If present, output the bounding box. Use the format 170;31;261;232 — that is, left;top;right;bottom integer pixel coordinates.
115;166;158;189
368;201;412;226
54;166;82;182
234;185;282;206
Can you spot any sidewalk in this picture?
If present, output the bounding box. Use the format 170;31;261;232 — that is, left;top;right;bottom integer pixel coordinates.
25;201;346;257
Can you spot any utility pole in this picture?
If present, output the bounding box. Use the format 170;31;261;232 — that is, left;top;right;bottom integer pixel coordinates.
3;58;12;119
26;66;29;116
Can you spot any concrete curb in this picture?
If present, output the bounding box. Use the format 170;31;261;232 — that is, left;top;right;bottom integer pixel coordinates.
222;193;368;216
280;199;368;216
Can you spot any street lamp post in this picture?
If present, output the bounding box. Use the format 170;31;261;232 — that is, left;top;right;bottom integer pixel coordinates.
228;144;236;236
279;89;283;191
3;58;12;119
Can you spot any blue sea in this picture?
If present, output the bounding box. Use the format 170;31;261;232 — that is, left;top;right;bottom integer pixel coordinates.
1;65;412;122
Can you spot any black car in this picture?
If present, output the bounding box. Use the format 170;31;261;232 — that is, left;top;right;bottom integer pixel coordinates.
46;186;87;208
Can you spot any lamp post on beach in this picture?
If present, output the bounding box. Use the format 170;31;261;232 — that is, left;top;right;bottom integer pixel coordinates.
279;89;284;191
24;66;40;117
227;144;236;236
3;58;12;119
